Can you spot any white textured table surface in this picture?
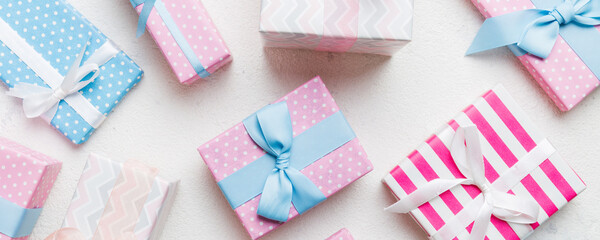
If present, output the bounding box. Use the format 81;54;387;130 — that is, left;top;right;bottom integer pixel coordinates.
1;0;599;239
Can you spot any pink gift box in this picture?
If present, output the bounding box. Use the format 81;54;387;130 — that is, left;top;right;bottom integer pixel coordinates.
383;85;586;239
0;137;62;240
198;76;373;239
469;0;600;111
132;0;232;84
326;228;354;240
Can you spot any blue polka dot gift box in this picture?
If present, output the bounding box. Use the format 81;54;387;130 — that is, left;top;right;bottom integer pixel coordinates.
0;0;143;144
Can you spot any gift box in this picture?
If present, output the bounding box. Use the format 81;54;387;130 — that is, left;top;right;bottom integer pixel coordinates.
130;0;232;84
326;228;354;240
259;0;413;55
383;85;586;239
198;76;373;239
59;154;178;240
467;0;600;111
0;137;61;240
0;0;143;144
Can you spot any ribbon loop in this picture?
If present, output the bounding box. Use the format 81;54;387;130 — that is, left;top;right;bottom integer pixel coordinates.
243;102;326;222
7;40;99;120
467;0;600;59
386;125;541;240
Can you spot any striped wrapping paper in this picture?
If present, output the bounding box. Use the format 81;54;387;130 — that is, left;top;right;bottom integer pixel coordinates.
383;85;585;239
61;154;178;240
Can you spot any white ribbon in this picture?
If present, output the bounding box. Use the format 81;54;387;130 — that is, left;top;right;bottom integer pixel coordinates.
385;125;556;240
0;16;120;128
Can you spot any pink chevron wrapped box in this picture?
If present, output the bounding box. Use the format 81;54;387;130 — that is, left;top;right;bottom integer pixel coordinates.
131;0;232;84
383;85;585;239
470;0;600;111
0;137;61;240
60;154;178;240
198;76;373;239
326;228;354;240
259;0;413;55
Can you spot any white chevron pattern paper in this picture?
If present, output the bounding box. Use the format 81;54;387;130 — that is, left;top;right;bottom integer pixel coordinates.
260;0;413;55
61;154;178;240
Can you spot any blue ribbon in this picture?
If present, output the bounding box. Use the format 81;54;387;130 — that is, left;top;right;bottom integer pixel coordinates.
467;0;600;78
130;0;210;78
0;197;43;238
218;102;356;222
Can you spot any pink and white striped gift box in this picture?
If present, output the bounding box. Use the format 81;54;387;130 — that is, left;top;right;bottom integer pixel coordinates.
260;0;413;55
469;0;600;111
383;85;585;239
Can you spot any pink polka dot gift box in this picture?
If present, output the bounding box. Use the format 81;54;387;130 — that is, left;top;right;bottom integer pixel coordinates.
198;76;373;239
326;228;354;240
468;0;600;111
0;137;61;240
129;0;232;84
383;85;586;239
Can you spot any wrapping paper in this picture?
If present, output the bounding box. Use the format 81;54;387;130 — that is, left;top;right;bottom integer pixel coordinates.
260;0;413;55
326;228;354;240
131;0;232;84
0;0;143;144
0;137;62;240
470;0;600;111
199;76;373;239
61;154;178;240
383;85;586;239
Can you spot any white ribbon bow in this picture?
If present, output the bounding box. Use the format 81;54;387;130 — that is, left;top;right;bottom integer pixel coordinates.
385;125;543;240
7;45;99;119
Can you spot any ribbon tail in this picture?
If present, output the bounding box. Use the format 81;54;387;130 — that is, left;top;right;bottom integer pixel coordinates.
136;0;158;37
467;9;548;56
470;203;493;240
286;168;326;214
257;170;294;222
385;178;470;213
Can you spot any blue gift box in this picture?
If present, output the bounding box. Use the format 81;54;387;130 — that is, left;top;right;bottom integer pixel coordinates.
0;0;143;144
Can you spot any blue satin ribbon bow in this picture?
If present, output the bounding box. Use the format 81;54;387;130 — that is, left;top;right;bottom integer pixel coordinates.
467;0;600;59
130;0;210;78
242;102;327;222
0;197;43;238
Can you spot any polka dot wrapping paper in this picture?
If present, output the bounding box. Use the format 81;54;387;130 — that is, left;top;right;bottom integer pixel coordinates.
130;0;232;84
469;0;600;111
60;154;179;240
0;137;61;240
198;76;373;240
0;0;143;144
326;228;354;240
383;85;586;239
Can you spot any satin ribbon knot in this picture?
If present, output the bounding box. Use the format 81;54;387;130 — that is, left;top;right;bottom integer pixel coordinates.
467;0;600;59
7;42;100;119
385;125;541;240
243;102;326;222
275;155;290;170
551;2;576;24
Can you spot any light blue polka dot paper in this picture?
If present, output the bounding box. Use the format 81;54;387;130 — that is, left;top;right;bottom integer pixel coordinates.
0;0;143;144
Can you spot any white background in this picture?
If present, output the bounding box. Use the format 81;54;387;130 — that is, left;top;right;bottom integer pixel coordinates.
1;0;599;239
